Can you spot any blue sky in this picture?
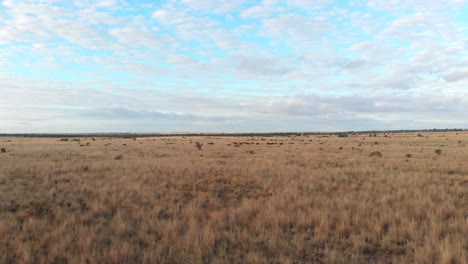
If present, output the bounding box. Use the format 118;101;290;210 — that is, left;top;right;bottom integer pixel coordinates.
1;0;467;132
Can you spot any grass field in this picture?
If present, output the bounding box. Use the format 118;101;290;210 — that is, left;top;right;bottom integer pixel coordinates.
0;132;467;263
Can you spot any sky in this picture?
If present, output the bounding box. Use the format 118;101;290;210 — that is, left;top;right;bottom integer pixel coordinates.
1;0;467;133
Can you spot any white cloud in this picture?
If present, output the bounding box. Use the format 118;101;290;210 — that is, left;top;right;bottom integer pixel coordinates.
69;0;127;9
179;0;249;13
262;13;333;38
1;0;467;132
152;9;169;21
285;0;334;10
109;27;170;49
444;70;468;82
240;2;280;18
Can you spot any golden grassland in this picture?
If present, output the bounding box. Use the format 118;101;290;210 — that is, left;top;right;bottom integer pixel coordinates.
0;132;467;263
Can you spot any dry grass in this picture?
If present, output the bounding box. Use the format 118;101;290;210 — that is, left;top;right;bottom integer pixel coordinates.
0;132;467;263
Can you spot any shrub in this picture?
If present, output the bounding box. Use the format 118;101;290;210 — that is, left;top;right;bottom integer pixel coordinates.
114;155;123;160
0;148;5;153
369;151;382;157
417;134;423;137
60;138;69;141
195;142;203;150
435;149;442;155
337;133;348;137
405;154;412;158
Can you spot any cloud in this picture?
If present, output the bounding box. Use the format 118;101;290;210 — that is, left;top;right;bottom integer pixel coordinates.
84;107;198;121
109;27;171;49
178;0;249;13
285;0;334;10
443;70;468;82
1;0;467;132
262;14;333;39
152;10;170;21
240;2;280;18
235;55;293;77
250;93;466;117
367;0;468;11
0;2;113;48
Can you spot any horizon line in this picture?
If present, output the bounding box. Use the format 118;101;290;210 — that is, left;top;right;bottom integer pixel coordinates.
1;128;467;138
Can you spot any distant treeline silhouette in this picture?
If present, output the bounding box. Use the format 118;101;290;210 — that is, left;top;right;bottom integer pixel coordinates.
0;128;466;138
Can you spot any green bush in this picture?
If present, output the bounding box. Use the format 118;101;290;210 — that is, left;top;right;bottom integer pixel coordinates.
369;151;382;157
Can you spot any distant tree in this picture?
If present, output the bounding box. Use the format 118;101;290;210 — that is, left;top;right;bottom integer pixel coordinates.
195;142;203;150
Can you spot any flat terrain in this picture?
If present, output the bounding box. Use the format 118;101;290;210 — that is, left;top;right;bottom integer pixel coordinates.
0;132;467;263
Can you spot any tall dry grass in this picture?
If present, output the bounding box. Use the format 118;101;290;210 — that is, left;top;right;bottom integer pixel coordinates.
0;133;466;263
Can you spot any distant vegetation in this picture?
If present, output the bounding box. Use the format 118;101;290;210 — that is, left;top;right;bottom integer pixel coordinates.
195;142;203;150
0;128;466;138
369;151;382;157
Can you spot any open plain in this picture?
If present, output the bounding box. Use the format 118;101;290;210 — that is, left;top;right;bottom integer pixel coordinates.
0;132;467;263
